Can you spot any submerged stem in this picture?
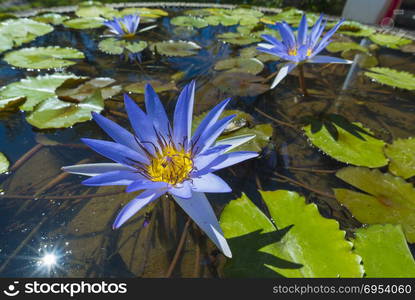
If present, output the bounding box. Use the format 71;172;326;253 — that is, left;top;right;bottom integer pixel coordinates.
298;64;309;97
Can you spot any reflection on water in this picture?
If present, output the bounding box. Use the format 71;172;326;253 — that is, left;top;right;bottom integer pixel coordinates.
0;7;415;278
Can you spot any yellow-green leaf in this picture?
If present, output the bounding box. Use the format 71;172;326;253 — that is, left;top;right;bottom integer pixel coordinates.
385;137;415;179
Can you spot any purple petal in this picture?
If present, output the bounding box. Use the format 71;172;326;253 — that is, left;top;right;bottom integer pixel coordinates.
193;144;230;170
82;170;141;186
126;180;168;192
214;134;256;153
172;192;232;257
271;62;297;89
202;151;259;172
169;181;192;199
144;84;170;136
92;112;141;152
308;55;352;64
261;34;285;48
173;81;195;148
82;138;149;166
191;173;232;193
314;18;344;54
192;97;231;144
62;163;134;177
297;14;308;46
193;115;235;155
113;189;165;229
277;22;296;49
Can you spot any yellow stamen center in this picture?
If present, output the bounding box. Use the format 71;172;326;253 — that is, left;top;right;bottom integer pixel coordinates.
288;48;298;56
147;146;193;185
306;48;313;57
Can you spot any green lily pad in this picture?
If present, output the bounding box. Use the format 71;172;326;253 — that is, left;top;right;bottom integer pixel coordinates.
75;6;117;18
32;13;70;25
217;32;261;45
364;67;415;91
326;42;368;53
303;123;388;168
150;41;201;57
0;18;53;53
333;20;375;37
63;17;104;29
385;137;415;179
369;33;412;49
118;7;168;18
4;46;85;69
98;38;147;55
0;152;9;174
214;57;264;75
0;74;79;111
342;50;378;68
335;166;415;243
353;224;415;278
220;191;363;277
170;16;208;28
26;90;104;129
124;80;177;94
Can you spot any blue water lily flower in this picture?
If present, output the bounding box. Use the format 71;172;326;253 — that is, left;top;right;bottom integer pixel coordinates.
62;81;259;257
257;14;352;88
103;14;141;38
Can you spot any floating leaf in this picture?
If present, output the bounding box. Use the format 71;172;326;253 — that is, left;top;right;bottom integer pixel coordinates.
26;90;104;129
214;57;264;75
303;123;388;168
63;17;104;29
212;72;269;97
98;38;147;55
369;33;412;49
217;32;261;45
353;224;415;278
0;74;79;111
4;46;85;69
333;20;375;37
220;124;272;152
326;42;368;54
0;18;53;53
335;167;415;243
170;16;208;28
75;6;117;18
341;50;378;68
220;191;363;277
32;13;70;25
385;137;415;179
119;7;168;18
239;46;279;62
364;67;415;91
124;80;177;94
150;41;201;57
0;152;9;174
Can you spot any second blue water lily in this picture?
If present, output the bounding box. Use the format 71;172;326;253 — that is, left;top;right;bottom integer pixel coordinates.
257;14;352;89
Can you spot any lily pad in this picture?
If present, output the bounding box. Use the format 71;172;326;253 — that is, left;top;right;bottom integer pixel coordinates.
326;42;368;54
240;46;279;62
0;152;9;174
0;18;53;53
170;16;208;28
303;123;388;168
335;167;415;243
212;72;269;97
26;91;104;129
220;124;273;152
364;67;415;91
98;38;147;55
385;137;415;179
75;6;117;18
4;46;85;69
217;32;261;45
0;74;79;111
63;17;105;29
124;80;177;94
32;13;70;25
214;57;264;75
220;191;363;277
369;33;412;49
333;20;375;37
150;41;201;57
353;224;415;278
119;7;168;18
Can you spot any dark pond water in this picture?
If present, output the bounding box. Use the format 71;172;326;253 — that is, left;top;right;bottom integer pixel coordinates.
0;5;414;277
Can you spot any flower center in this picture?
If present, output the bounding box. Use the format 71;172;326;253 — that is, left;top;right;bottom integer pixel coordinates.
306;48;312;57
288;48;298;56
147;145;193;185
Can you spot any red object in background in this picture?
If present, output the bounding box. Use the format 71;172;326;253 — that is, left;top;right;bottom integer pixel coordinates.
382;0;402;22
